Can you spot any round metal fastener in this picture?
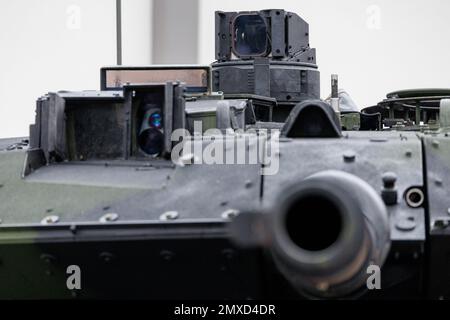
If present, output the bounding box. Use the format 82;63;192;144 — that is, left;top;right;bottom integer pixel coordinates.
395;217;417;232
100;213;119;223
99;252;116;263
343;151;356;163
160;211;179;221
432;140;440;148
41;215;60;225
221;209;239;220
160;250;175;262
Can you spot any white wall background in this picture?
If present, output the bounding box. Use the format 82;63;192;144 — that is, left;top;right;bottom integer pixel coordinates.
1;0;450;138
0;0;152;139
123;0;153;65
199;0;450;109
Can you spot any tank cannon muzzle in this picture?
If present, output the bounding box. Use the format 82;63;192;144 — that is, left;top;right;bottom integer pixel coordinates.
231;171;391;298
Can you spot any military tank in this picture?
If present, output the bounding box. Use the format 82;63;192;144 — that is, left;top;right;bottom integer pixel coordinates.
1;8;450;300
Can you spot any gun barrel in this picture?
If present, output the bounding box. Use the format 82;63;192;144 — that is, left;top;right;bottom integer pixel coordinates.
234;171;391;298
265;171;390;298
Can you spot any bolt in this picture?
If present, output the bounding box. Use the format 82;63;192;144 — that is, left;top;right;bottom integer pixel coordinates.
343;151;356;163
435;178;443;187
99;252;115;264
160;250;175;262
41;215;59;225
99;213;119;223
432;140;440;148
405;150;412;158
245;180;253;189
160;211;179;221
395;218;417;232
222;209;239;220
40;254;57;265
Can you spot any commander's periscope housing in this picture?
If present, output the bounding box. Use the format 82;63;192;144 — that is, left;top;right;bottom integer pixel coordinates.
212;9;320;121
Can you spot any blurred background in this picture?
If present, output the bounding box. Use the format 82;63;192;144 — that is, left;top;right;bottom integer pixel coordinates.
0;0;449;138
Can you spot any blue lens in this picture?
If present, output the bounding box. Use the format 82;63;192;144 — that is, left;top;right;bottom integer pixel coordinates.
149;112;162;129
